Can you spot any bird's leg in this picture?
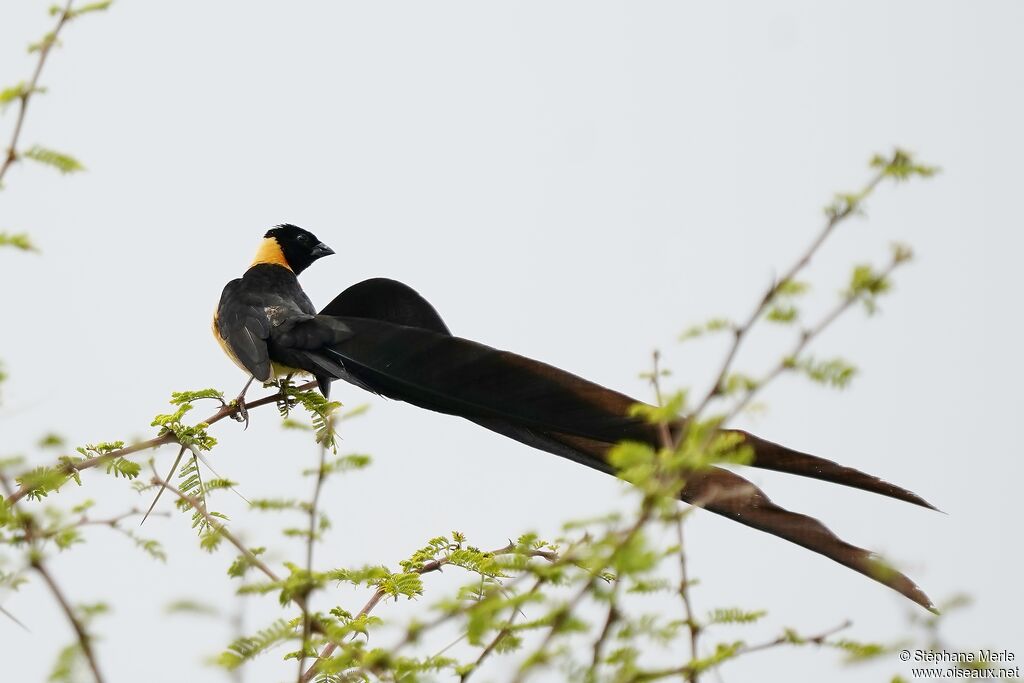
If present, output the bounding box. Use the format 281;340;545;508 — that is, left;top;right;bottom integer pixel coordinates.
231;376;256;428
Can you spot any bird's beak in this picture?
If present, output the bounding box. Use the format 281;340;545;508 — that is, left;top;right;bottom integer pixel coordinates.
311;242;335;259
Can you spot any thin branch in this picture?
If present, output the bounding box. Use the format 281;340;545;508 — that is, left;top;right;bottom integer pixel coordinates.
723;254;905;423
688;168;889;424
3;381;317;507
150;472;280;584
0;0;74;188
675;515;700;682
509;510;652;683
300;543;559;683
587;575;623;677
646;353;701;680
8;507;168;544
297;421;330;683
462;576;548;683
0;471;106;683
625;620;852;682
31;558;106;683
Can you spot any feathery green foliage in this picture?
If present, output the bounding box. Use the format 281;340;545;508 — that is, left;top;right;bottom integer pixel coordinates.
0;232;38;251
789;355;858;389
151;401;216;450
53;1;114;20
679;317;733;342
22;146;85;174
280;382;343;450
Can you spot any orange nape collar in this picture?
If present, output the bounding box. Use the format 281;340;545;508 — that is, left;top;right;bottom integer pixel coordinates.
250;237;292;271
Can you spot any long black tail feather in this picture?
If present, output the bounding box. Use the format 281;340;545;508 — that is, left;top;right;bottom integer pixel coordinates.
310;278;937;610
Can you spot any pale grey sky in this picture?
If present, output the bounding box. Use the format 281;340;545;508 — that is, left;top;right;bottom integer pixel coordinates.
2;1;1022;681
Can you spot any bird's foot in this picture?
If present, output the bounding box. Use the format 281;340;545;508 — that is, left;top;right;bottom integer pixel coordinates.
231;400;249;428
230;377;256;429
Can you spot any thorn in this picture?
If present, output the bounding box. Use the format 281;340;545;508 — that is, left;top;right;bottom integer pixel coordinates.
142;445;186;526
0;605;30;632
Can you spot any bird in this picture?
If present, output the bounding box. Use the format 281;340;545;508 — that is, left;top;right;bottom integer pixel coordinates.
214;223;938;612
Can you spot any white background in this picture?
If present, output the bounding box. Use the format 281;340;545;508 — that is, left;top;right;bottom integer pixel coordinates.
2;1;1022;681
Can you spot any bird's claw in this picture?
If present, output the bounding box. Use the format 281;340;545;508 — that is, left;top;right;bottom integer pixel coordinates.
230;377;255;429
231;400;250;429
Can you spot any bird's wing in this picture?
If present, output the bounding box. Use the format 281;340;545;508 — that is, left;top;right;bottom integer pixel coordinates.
320;277;451;334
215;279;273;382
315;317;654;444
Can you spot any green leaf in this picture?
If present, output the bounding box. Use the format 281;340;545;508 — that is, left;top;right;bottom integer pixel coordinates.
37;433;64;448
706;607;767;625
22;146;85;174
170;388;224;405
16;466;72;501
870;148;939;181
151;402;216;450
215;619;295;670
766;304;798;324
306;453;371;477
64;1;114;19
680;318;734;342
377;572;424;600
104;457;140;480
116;529;167;561
48;643;80;683
0;83;43;110
164;599;218;616
28;32;58;54
792;356;858;389
0;232;38;251
54;527;83;550
227;547;266;578
830;638;891;663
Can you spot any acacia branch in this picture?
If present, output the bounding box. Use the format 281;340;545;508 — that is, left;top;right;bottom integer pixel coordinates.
0;472;106;683
675;515;700;682
724;254;906;423
31;558;106;683
0;0;74;188
509;510;652;683
689;167;889;423
150;472;280;584
646;357;701;680
462;576;548;683
297;422;330;683
587;575;623;676
2;381;317;507
7;507;168;544
300;543;559;683
626;620;852;682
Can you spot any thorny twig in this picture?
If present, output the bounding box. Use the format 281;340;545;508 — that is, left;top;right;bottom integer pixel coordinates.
300;543;559;683
1;0;75;188
687;167;891;429
0;471;106;683
3;381;318;507
625;620;853;682
297;419;331;683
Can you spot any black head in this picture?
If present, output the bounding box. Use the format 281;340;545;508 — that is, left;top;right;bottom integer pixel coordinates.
263;224;335;274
